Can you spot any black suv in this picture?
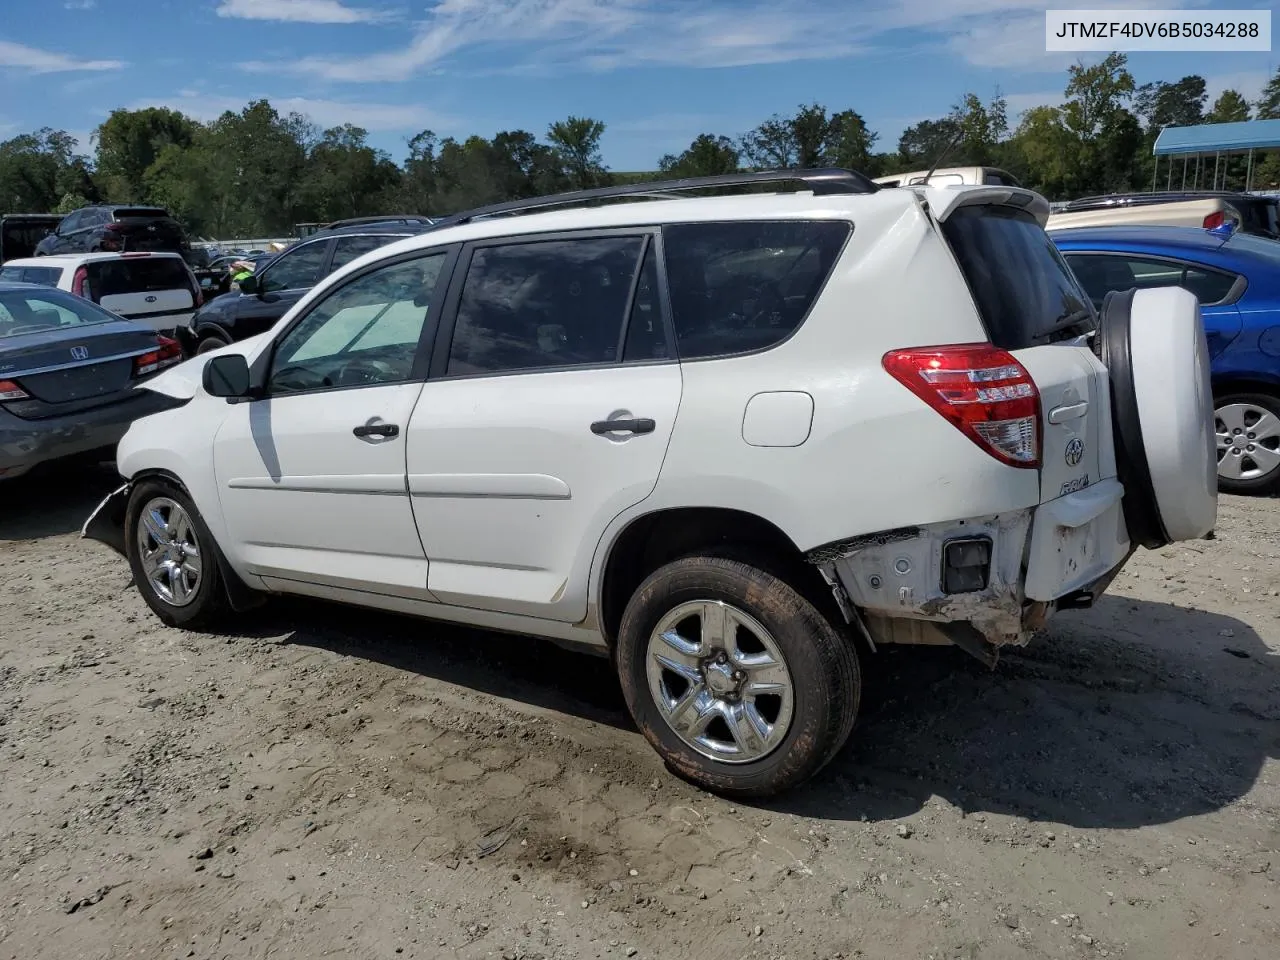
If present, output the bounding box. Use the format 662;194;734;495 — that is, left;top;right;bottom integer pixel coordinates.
34;205;193;259
177;220;434;355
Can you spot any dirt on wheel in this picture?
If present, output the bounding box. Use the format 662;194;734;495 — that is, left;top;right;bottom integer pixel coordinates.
1;465;1277;959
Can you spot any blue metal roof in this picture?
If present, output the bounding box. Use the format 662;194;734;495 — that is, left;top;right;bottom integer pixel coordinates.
1153;119;1280;156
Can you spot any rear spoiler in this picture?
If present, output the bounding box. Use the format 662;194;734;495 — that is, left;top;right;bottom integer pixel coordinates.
913;186;1052;227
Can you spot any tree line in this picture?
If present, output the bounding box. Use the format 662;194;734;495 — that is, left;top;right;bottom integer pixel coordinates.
3;53;1279;239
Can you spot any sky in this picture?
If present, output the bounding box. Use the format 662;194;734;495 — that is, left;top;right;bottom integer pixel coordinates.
0;0;1277;171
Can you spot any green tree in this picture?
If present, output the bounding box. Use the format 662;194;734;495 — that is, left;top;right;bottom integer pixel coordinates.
1134;75;1207;132
303;124;402;222
948;92;1008;166
1207;90;1251;123
95;107;197;203
547;116;608;189
740;103;877;171
659;134;739;178
897;118;961;169
0;128;92;212
1256;67;1280;119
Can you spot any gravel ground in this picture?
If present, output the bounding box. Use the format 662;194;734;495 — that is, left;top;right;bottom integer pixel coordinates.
0;465;1277;960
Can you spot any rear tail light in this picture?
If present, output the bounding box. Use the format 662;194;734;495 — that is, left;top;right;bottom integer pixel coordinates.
0;379;30;402
882;343;1041;468
1202;211;1225;230
134;335;183;377
71;266;88;297
104;222;123;232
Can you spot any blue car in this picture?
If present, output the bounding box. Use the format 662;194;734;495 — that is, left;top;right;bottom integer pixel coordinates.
1051;225;1280;495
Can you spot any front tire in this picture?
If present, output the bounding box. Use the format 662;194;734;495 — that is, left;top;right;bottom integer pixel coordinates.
125;480;229;629
615;555;860;798
1215;392;1280;495
195;334;231;355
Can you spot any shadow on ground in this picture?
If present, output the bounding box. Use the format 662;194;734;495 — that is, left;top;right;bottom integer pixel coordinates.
0;459;120;541
250;591;1277;832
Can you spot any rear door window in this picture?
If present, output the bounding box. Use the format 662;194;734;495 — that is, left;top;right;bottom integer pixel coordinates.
84;258;191;301
661;220;849;360
447;235;646;376
1063;253;1239;307
941;206;1094;348
330;234;400;272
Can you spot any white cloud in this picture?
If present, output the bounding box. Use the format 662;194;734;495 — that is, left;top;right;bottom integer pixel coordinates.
131;93;446;131
0;39;123;74
232;0;1075;82
215;0;388;23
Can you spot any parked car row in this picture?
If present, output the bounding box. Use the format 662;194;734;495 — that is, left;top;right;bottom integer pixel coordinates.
70;168;1217;799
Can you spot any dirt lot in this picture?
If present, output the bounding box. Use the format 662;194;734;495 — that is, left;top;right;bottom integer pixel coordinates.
0;467;1277;960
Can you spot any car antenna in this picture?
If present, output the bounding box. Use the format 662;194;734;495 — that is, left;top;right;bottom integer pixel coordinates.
924;124;965;183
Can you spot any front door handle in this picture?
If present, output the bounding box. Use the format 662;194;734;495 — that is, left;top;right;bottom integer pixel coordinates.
591;418;655;436
353;422;399;439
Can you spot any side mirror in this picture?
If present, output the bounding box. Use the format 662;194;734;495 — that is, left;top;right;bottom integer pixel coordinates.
237;273;259;295
202;353;252;399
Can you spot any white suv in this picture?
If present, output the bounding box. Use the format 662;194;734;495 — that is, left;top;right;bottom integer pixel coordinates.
0;251;201;334
82;169;1217;797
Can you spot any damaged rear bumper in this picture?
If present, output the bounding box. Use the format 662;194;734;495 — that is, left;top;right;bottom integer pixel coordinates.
809;479;1131;655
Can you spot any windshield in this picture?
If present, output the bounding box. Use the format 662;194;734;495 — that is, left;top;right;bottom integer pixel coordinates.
0;287;119;339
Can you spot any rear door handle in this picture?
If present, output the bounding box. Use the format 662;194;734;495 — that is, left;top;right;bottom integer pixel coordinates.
591;418;656;436
353;422;399;439
1048;401;1089;424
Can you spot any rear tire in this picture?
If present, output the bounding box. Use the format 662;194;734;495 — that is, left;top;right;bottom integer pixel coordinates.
615;555;860;798
125;479;229;629
195;334;230;355
1215;392;1280;495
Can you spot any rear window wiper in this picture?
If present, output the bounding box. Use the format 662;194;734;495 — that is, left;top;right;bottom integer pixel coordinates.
1030;307;1095;343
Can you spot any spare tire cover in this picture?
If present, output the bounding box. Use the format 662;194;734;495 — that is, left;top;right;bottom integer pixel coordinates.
1097;286;1216;547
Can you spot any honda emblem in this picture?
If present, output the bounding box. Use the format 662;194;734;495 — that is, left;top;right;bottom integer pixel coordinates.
70;345;89;361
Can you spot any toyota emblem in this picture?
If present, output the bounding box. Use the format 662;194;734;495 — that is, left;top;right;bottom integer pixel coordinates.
1065;437;1084;466
69;345;89;361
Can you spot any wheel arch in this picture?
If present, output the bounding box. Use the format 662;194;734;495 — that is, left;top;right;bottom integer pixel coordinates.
596;505;836;648
1211;374;1280;399
126;470;264;612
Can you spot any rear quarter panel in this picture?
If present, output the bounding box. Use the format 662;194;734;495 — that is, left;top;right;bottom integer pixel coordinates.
642;197;1042;554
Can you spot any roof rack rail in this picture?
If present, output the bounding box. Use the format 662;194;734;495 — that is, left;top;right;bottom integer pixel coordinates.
432;167;879;229
323;214;437;230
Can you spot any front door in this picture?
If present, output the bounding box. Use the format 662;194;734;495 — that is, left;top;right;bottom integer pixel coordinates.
407;232;682;622
234;238;334;339
214;247;451;596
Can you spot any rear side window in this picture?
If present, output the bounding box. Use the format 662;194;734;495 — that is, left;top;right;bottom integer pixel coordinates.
447;236;646;376
84;258;191;300
112;208;168;219
0;267;23;283
11;266;60;286
942;206;1094;348
330;234;399;272
662;220;849;360
1063;253;1238;307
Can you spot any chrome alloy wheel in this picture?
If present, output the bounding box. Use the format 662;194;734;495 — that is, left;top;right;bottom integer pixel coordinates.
1216;402;1280;482
645;600;795;764
136;497;203;607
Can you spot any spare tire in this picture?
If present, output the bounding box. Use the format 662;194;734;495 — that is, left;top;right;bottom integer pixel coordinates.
1096;287;1216;548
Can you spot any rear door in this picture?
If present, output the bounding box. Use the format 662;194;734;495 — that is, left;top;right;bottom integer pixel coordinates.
406;231;681;622
84;256;196;330
1062;252;1244;359
937;201;1108;502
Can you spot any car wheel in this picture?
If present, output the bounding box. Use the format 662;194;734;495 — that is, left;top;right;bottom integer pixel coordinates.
195;334;230;355
125;479;229;629
1215;393;1280;495
615;555;860;798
